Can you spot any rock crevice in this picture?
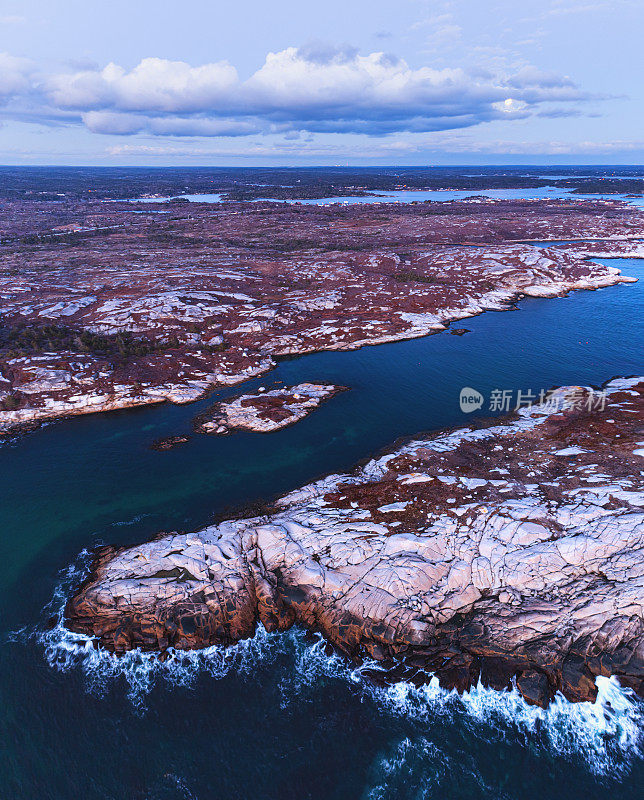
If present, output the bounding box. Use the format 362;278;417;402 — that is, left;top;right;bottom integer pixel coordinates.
66;378;644;707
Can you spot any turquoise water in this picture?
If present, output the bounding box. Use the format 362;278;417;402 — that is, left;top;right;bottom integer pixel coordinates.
0;256;643;799
258;188;571;204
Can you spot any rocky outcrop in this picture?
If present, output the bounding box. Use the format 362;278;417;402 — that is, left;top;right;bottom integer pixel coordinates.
529;240;644;260
66;377;644;707
1;195;641;434
194;383;346;434
150;435;190;451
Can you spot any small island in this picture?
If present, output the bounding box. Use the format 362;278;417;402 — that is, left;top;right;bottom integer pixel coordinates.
65;376;644;708
194;383;347;434
1;196;640;436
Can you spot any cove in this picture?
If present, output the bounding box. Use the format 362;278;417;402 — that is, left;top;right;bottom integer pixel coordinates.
0;257;642;799
1;255;643;610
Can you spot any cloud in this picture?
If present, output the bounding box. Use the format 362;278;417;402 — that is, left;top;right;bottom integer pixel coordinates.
521;0;635;23
294;42;360;66
107;144;211;156
0;52;33;100
46;57;238;113
106;137;426;159
544;0;631;17
2;46;598;138
422;133;644;155
82;111;265;137
507;66;576;90
492;98;528;113
412;12;463;51
505;66;598;103
0;15;26;25
104;135;644;162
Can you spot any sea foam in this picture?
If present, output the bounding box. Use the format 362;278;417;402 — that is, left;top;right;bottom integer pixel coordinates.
37;558;644;775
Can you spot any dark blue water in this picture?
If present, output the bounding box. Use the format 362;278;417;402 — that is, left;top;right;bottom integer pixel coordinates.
1;257;643;799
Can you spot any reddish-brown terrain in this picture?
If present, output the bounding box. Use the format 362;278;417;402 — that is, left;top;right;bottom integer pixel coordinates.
65;377;644;707
3;191;641;708
194;383;346;434
1;196;641;433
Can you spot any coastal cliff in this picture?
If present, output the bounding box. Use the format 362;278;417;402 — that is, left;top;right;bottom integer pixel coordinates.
65;377;644;707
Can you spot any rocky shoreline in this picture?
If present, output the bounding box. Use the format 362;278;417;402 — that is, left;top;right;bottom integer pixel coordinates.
65;377;644;708
1;197;641;435
0;249;634;435
194;383;346;434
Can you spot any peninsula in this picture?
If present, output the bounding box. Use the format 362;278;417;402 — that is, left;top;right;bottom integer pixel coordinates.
66;377;644;708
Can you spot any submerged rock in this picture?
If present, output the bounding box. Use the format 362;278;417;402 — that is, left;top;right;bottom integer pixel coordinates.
194;383;347;434
150;435;190;451
65;377;644;707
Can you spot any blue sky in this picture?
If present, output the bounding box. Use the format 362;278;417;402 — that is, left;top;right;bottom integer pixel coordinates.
0;0;642;165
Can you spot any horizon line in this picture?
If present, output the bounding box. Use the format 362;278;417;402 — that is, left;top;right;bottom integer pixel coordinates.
1;162;643;170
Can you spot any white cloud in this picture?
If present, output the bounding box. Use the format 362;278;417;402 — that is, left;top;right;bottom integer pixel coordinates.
37;47;593;137
82;111;263;137
411;12;462;51
47;57;238;113
0;46;600;139
421;133;644;155
106;137;426;159
520;0;635;23
0;52;33;99
104;135;644;161
545;0;629;17
491;98;528;114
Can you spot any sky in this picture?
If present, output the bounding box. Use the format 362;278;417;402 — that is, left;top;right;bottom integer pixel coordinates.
0;0;642;166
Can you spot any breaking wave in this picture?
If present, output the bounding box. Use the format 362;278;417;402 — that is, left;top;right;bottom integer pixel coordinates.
39;554;284;707
38;555;644;777
370;674;643;777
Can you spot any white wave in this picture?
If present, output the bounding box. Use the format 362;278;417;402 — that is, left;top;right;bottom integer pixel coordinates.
38;557;643;771
372;675;643;776
38;552;283;707
364;736;449;800
111;512;152;527
41;617;288;710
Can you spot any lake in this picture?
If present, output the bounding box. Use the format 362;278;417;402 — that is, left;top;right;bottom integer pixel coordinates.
128;187;644;210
